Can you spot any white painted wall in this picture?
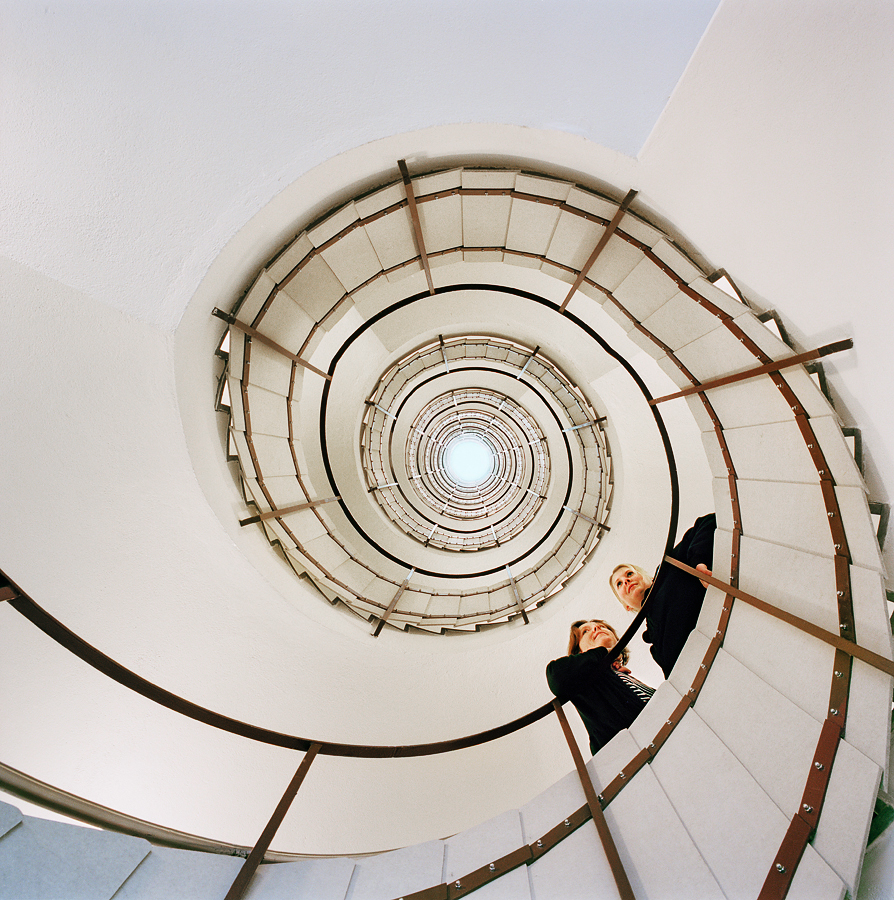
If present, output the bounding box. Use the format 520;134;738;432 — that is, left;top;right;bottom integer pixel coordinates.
635;0;894;575
0;0;718;330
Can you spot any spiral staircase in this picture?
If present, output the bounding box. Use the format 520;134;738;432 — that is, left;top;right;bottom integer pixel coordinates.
3;3;893;898
2;159;892;900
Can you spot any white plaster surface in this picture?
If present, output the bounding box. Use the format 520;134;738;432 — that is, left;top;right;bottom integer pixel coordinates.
858;825;894;900
0;1;718;331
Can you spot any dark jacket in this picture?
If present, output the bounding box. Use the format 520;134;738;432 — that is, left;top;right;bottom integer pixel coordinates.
644;513;716;679
546;646;653;755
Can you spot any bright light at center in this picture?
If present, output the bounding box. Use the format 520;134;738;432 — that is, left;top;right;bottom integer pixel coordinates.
444;436;494;486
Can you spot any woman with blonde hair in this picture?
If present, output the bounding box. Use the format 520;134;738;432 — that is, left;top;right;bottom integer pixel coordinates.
610;513;716;679
546;618;654;755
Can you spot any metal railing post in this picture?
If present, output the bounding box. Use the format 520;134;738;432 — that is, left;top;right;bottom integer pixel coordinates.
552;700;636;900
223;742;322;900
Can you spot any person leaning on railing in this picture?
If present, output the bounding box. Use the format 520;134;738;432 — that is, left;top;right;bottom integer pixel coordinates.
610;513;716;680
546;619;655;756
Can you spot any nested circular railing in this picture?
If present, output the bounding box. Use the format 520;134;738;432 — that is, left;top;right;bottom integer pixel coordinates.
2;163;891;900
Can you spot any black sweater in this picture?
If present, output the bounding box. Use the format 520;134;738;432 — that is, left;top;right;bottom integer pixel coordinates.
643;513;716;679
546;646;653;755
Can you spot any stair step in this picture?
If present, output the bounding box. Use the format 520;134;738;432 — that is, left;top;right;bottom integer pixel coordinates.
112;845;243;899
0;805;150;900
596;728;726;899
343;840;443;900
648;706;846;899
245;856;355;900
0;803;21;841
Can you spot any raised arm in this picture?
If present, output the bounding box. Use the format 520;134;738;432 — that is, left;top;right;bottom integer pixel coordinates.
546;646;609;699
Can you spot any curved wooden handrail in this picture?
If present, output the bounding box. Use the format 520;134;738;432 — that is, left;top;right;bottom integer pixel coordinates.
4;578;557;758
1;281;682;758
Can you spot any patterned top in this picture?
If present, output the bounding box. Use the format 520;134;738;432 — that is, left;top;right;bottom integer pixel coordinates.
614;671;656;705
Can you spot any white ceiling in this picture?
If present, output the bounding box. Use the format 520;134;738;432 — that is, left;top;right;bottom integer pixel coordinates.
1;0;892;854
0;0;719;330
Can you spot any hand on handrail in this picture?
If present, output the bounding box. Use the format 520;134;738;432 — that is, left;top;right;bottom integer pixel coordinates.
695;563;712;589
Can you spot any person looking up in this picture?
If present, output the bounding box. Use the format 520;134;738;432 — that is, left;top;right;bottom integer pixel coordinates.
546;619;654;756
611;513;716;679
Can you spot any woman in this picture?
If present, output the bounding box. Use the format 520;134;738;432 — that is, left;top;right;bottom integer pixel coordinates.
546;619;655;756
610;512;716;679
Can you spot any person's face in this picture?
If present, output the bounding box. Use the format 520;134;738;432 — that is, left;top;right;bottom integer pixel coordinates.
614;567;648;612
578;621;616;653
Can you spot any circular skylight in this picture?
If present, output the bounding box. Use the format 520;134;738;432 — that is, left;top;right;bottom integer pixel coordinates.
444;435;495;486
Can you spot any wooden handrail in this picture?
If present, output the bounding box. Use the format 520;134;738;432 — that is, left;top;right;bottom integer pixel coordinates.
649;339;852;405
663;557;894;677
553;700;636;900
4;572;560;758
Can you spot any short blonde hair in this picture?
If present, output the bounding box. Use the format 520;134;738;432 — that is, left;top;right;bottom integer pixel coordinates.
567;619;630;666
609;563;652;602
